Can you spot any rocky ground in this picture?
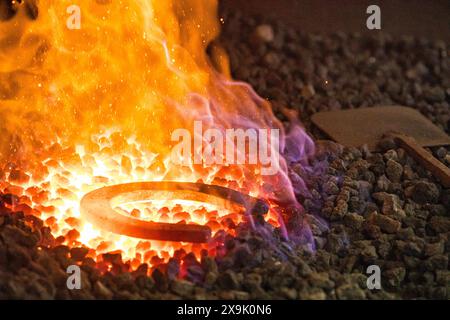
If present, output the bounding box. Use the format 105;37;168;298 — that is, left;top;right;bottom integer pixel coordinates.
0;10;449;299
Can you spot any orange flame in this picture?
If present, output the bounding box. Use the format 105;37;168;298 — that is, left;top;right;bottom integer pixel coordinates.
0;0;299;268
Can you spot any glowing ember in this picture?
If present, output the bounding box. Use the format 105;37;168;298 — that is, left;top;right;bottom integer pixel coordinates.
1;132;281;267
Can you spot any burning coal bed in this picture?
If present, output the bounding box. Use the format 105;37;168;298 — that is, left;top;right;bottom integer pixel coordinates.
0;132;301;300
1;0;449;301
1;0;311;300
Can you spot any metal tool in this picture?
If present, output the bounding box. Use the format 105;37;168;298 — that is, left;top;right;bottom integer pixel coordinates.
80;181;269;243
312;106;450;188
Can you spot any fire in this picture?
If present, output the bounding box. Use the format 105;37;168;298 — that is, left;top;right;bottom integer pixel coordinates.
0;0;312;270
3;131;275;267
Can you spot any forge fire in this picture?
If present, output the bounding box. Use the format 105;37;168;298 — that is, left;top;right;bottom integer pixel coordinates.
0;0;311;265
0;0;449;303
1;0;314;288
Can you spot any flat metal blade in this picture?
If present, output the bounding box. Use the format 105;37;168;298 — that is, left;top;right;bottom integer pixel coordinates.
311;106;450;151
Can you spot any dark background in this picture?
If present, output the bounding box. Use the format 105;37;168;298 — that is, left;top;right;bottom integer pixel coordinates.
221;0;450;42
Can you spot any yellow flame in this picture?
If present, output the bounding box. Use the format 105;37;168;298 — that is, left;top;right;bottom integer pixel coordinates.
1;0;288;267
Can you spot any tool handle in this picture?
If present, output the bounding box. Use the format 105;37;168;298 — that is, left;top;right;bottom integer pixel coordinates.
391;134;450;188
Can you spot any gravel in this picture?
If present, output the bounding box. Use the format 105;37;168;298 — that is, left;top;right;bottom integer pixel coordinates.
0;9;449;300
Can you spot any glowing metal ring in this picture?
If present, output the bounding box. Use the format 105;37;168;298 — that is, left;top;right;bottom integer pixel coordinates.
80;181;269;243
